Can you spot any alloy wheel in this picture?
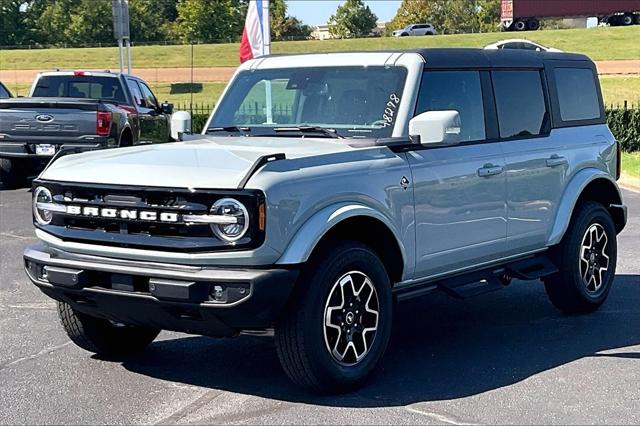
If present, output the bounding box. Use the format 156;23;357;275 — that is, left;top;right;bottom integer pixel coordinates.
579;223;610;293
323;271;379;366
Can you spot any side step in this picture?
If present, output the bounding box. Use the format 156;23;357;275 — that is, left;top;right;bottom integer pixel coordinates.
505;256;558;280
394;254;559;302
438;271;505;299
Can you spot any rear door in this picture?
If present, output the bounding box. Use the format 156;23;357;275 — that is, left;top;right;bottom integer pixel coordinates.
126;79;166;144
138;80;169;143
493;69;565;255
408;70;507;279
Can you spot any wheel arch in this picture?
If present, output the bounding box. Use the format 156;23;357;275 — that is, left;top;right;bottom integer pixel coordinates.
276;204;408;284
548;169;625;246
119;126;133;147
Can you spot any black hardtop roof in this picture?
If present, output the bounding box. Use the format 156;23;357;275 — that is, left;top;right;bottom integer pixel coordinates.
412;48;592;69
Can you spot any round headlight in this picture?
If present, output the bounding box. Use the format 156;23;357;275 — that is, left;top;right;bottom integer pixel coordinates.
33;186;54;225
210;198;249;242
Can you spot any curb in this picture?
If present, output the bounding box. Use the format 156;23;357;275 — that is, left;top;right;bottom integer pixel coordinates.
619;173;640;193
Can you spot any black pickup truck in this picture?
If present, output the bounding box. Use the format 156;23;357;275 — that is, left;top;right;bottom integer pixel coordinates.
0;71;174;188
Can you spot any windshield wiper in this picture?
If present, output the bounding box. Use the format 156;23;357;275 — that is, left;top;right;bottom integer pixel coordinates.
206;126;251;134
272;126;343;139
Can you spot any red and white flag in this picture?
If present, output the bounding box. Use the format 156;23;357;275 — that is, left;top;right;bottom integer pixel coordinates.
240;0;271;63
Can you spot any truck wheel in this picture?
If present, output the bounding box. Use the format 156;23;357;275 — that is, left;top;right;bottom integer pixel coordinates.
513;20;527;31
527;18;540;31
58;302;160;359
0;158;25;189
275;241;392;392
543;202;617;315
634;14;640;25
622;14;634;26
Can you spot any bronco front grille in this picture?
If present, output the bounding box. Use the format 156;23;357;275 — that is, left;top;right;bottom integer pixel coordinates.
35;181;265;253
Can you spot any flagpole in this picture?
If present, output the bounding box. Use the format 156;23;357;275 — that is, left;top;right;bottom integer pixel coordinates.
263;0;273;124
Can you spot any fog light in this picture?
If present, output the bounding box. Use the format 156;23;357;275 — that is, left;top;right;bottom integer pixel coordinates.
212;285;225;302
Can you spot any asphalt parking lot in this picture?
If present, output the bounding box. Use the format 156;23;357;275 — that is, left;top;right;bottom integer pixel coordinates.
0;186;638;425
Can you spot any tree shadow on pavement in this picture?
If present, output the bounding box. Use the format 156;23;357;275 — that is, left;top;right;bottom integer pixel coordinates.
122;274;640;408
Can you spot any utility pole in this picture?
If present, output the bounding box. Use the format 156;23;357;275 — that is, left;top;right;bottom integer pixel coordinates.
112;0;131;74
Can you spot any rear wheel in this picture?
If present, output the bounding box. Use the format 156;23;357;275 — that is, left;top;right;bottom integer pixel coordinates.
622;13;634;26
0;158;26;189
527;18;540;31
513;20;527;31
275;241;392;393
634;14;640;25
58;302;160;359
544;202;617;315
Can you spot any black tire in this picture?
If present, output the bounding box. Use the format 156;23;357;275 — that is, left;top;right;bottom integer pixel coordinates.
58;302;160;359
0;158;25;189
119;129;133;147
513;20;527;31
400;32;409;37
543;201;617;315
634;14;640;25
275;241;393;393
622;14;634;26
527;18;540;31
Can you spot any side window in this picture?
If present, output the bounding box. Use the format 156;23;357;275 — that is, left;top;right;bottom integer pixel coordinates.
492;70;548;139
138;82;159;110
554;68;601;122
415;71;486;142
127;80;144;107
0;84;10;98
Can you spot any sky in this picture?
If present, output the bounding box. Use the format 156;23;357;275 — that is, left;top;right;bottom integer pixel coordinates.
287;0;403;26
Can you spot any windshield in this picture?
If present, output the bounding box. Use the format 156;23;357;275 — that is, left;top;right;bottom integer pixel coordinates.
32;76;127;103
210;66;408;138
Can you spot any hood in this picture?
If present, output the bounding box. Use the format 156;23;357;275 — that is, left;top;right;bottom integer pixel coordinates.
41;136;357;189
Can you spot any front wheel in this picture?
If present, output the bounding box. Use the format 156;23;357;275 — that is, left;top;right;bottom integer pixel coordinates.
58;302;160;359
275;241;392;393
544;202;617;315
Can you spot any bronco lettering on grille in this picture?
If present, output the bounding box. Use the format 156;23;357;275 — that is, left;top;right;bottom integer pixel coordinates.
65;205;179;223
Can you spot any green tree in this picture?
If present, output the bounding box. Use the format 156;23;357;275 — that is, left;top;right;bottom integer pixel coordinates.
1;0;42;46
270;0;311;40
387;0;501;35
129;0;177;42
328;0;378;39
175;0;246;43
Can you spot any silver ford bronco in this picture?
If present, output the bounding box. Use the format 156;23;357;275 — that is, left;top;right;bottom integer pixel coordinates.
24;49;627;392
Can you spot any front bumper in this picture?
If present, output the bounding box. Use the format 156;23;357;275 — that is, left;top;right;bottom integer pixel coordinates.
24;244;299;337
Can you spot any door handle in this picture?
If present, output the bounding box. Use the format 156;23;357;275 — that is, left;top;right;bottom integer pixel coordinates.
546;155;568;168
477;164;504;177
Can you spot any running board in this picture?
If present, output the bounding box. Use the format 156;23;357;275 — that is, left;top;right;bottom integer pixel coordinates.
505;255;558;280
394;254;559;302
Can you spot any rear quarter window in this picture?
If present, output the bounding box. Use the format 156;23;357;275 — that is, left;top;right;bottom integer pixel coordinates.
554;68;601;122
492;70;548;139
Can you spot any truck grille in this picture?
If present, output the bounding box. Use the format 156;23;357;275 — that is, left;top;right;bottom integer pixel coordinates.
36;181;264;252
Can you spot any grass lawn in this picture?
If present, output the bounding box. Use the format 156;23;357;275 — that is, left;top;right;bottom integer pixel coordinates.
622;152;640;177
599;76;640;107
1;26;639;71
7;75;639;108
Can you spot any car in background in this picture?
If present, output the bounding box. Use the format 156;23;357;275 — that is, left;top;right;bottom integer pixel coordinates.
0;71;176;188
0;82;12;98
392;23;437;37
484;39;562;52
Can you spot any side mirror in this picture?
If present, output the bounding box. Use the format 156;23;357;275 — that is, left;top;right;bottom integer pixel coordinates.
161;102;174;115
170;110;192;141
409;110;461;146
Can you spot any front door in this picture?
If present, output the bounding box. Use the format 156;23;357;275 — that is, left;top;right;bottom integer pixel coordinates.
409;70;507;279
